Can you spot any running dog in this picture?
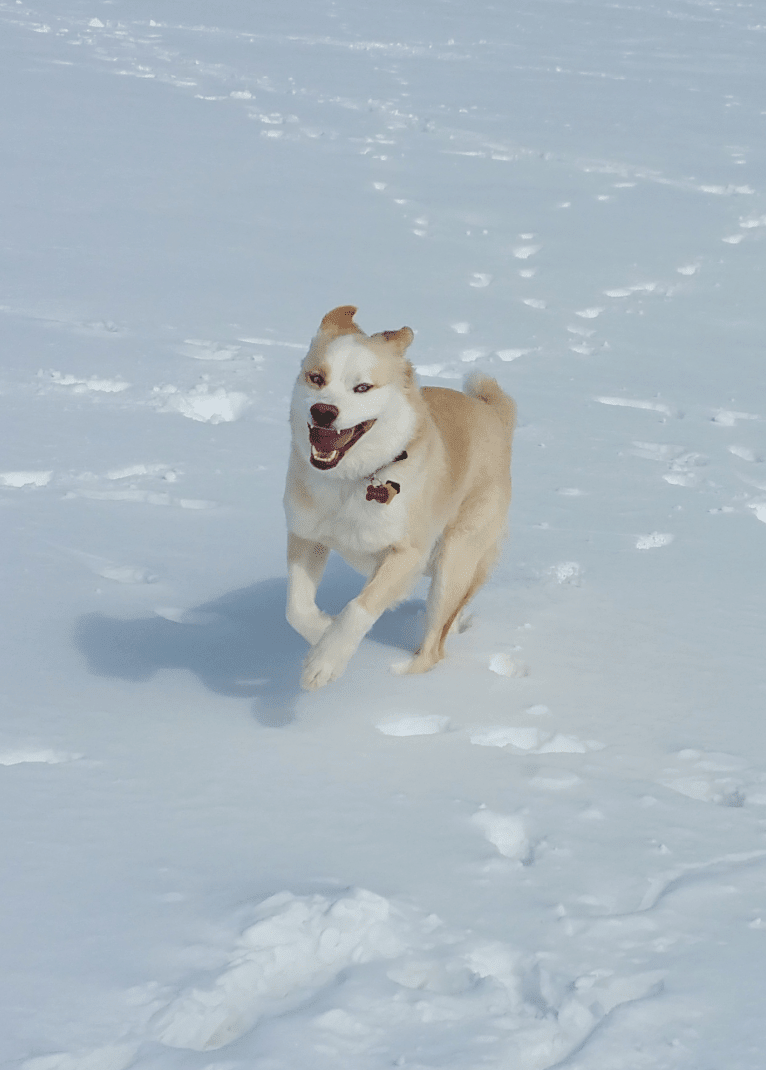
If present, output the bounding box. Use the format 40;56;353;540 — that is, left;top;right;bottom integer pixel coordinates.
284;305;516;690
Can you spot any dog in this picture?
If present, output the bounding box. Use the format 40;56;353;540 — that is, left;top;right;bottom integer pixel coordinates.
284;305;516;691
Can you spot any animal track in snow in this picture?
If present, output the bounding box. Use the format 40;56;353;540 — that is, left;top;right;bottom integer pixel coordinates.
603;283;656;298
38;370;130;393
496;348;533;362
530;769;583;791
414;363;462;379
154;384;251;423
729;444;761;463
69;549;158;585
512;244;540;259
106;463;178;482
488;653;528;677
376;714;450;736
470;725;602;754
472;808;531;861
468;273;492;287
0;470;52;488
712;410;759;426
238;336;307;350
178;339;245;361
0;748;80;766
575;307;603;319
658;749;755;807
460;347;490;363
521;297;546;309
65;488;214;509
739;213;766;229
663;452;709;486
548;561;583;584
597;396;673;416
143;885;661;1064
151;889;419;1050
635;532;674;550
628;442;708;486
62;462;213;509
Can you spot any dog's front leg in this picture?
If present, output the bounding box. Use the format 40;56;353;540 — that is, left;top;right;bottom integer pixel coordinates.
286;533;332;646
301;545;423;691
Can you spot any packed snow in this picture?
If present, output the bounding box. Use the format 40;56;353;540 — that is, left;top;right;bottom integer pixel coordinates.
1;0;765;1067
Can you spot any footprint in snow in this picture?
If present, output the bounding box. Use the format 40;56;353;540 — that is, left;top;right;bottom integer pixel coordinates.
38;370;130;394
712;410;759;427
177;339;244;361
635;532;674;550
512;244;540;259
470;724;603;754
62;464;214;510
0;470;52;488
472;808;531;863
658;749;759;807
376;714;450;736
146;885;662;1064
597;396;674;417
629;441;708;487
729;444;762;463
0;749;81;766
154;384;251;424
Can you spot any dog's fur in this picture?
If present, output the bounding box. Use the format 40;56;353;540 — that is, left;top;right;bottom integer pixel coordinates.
284;305;516;690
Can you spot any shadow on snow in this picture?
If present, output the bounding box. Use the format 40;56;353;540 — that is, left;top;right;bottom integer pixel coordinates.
74;555;425;727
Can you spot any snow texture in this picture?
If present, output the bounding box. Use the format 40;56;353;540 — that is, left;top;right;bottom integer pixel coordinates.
1;0;765;1067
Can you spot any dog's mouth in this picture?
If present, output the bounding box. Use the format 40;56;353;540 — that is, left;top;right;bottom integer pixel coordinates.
308;420;376;470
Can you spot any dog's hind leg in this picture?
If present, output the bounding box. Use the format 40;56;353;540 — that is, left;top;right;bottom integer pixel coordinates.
286;533;332;646
400;527;501;675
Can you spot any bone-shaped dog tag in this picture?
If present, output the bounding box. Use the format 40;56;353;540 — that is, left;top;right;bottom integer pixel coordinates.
366;480;400;504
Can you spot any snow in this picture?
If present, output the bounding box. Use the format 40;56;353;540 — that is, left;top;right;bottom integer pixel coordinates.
1;0;765;1067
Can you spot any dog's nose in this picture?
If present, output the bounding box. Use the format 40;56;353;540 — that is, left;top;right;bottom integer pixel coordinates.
310;403;339;427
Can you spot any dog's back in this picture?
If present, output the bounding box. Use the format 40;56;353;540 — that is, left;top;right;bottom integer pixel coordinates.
421;374;515;512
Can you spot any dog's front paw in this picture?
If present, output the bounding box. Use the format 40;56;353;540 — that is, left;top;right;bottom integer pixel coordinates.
301;646;348;690
299;602;372;690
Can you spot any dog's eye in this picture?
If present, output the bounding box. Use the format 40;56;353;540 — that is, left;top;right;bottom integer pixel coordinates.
353;383;373;393
307;373;325;387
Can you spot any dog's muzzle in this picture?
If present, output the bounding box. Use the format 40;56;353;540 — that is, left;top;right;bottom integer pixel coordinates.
308;420;376;470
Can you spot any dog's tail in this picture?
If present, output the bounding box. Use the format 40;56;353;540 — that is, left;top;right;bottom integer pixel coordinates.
464;372;517;431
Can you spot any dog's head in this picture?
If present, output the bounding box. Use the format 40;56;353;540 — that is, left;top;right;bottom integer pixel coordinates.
290;306;420;479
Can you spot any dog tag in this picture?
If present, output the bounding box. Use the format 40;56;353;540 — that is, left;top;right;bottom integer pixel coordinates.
366;480;400;504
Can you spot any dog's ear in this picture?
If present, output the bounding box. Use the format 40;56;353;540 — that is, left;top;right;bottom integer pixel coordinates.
320;305;363;337
372;326;414;356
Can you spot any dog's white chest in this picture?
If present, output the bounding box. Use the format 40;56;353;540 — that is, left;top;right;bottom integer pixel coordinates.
289;476;408;573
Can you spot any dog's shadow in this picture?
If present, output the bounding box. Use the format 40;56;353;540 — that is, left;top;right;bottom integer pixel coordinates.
74;556;425;727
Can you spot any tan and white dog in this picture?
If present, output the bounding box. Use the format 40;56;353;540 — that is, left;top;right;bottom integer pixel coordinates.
284;305;516;690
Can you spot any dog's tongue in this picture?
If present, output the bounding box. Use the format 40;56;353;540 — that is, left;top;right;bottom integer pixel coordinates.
309;425;356;452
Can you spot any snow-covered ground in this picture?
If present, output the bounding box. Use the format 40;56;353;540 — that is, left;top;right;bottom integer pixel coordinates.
1;1;765;1066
